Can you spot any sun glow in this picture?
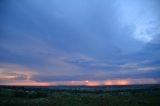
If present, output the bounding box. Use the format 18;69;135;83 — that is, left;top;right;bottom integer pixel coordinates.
104;80;129;85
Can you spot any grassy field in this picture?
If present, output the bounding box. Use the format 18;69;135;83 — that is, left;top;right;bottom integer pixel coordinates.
0;85;160;106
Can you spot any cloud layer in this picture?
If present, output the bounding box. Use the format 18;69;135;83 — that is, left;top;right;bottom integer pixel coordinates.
0;0;160;85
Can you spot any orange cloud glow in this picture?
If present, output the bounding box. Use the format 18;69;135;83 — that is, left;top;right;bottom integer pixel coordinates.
0;77;159;86
104;79;129;85
0;75;17;79
0;80;49;86
85;80;100;86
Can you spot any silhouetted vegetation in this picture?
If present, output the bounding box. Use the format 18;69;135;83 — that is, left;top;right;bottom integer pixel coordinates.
0;85;160;106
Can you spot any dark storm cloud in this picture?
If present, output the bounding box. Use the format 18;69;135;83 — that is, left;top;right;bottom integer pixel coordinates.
128;35;160;66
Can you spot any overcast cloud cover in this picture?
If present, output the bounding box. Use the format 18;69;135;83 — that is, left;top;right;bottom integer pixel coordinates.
0;0;160;85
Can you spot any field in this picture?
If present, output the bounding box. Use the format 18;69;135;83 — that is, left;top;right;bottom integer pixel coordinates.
0;84;160;106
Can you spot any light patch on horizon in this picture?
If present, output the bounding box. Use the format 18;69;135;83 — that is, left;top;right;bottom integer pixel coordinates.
50;78;159;86
104;79;129;85
2;78;159;86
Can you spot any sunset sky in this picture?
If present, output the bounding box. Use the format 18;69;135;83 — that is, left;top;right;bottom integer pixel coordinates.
0;0;160;86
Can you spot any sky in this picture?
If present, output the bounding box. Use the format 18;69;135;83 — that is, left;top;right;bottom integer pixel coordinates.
0;0;160;86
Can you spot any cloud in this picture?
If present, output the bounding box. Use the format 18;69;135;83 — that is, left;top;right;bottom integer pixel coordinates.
0;0;160;85
116;0;160;43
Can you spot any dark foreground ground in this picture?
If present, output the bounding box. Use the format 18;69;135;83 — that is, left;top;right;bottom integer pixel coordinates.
0;84;160;106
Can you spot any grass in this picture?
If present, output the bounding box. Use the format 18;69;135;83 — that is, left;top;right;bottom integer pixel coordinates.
0;85;160;106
